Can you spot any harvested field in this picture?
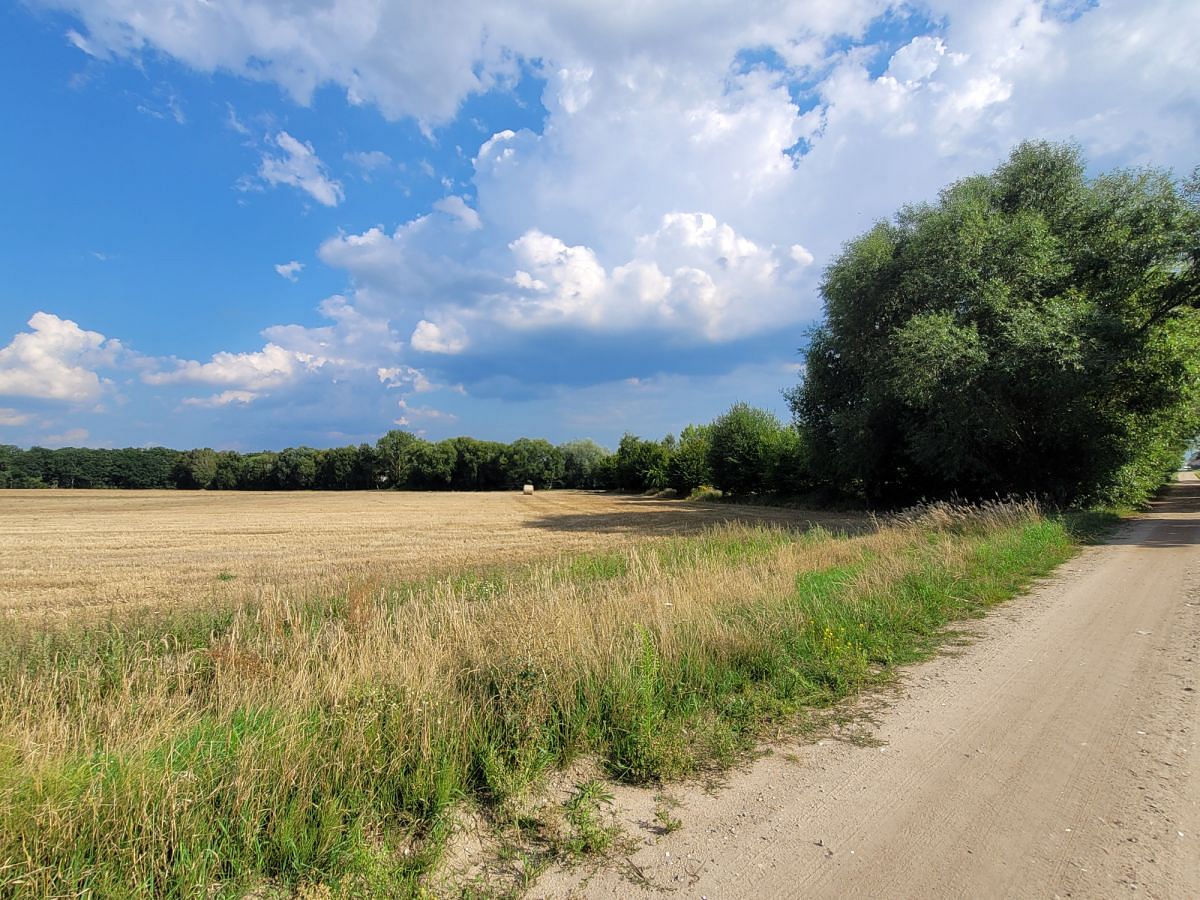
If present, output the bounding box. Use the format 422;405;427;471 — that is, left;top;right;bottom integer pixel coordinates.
0;489;864;619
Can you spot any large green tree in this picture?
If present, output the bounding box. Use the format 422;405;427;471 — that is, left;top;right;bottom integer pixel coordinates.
614;434;670;492
708;403;790;496
667;424;713;496
504;438;565;489
559;439;611;489
790;142;1200;505
408;440;458;489
447;437;507;490
374;430;421;489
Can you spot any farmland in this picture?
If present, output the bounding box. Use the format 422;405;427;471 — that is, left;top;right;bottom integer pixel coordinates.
0;489;859;621
0;489;1077;897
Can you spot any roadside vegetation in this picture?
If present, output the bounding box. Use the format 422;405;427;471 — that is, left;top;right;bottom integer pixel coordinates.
1;500;1075;897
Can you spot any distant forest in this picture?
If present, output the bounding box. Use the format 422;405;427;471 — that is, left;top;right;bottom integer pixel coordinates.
0;402;799;498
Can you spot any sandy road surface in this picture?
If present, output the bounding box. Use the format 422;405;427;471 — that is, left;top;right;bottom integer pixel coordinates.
539;475;1200;899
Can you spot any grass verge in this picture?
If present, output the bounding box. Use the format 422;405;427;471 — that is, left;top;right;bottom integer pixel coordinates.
0;501;1082;898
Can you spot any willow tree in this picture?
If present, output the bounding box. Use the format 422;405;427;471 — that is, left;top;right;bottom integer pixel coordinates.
789;142;1200;505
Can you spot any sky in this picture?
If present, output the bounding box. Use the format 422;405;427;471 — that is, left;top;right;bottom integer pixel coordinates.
0;0;1197;452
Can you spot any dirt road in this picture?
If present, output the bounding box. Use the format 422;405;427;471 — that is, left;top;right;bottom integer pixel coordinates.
538;475;1200;899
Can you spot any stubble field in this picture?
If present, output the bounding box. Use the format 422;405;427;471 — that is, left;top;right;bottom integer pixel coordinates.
0;488;860;620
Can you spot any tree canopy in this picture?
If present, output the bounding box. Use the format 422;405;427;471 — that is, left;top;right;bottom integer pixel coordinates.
790;141;1200;506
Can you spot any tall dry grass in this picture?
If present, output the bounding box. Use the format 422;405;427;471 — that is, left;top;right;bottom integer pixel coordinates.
0;500;1074;898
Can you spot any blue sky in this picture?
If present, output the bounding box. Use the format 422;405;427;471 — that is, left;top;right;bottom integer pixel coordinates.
1;0;1196;451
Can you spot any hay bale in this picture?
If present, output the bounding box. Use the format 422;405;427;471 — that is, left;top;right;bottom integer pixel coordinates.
522;484;535;495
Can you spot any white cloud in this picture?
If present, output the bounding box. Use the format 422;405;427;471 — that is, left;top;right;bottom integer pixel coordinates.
258;131;343;206
136;295;427;412
396;398;457;422
476;130;517;162
329;210;803;350
182;390;259;407
493;212;798;340
135;88;186;124
225;102;250;135
411;319;469;354
42;427;89;447
378;366;434;392
789;244;815;267
344;150;393;180
65;28;93;56
433;195;482;231
886;36;949;85
0;312;122;402
144;342;325;391
274;260;304;281
0;408;31;426
40;0;885;125
506;229;607;322
44;2;1200;183
262;294;405;365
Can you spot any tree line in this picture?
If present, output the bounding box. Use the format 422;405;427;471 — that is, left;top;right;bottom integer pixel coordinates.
0;403;803;496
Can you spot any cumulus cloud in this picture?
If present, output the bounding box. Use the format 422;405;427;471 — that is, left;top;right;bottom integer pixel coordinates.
144;343;326;390
0;312;122;402
486;213;799;340
39;0;891;125
258;132;343;206
320;210;804;353
262;294;405;364
886;35;950;85
144;290;414;403
202;0;1196;387
43;1;1200;180
377;366;434;392
433;195;482;231
411;319;469;354
789;244;815;268
31;0;1200;412
274;260;304;281
129;293;444;431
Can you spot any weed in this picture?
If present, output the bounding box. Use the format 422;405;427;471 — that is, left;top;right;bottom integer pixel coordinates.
653;796;683;834
562;781;616;857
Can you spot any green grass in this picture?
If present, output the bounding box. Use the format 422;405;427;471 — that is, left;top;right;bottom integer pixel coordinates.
0;506;1087;898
